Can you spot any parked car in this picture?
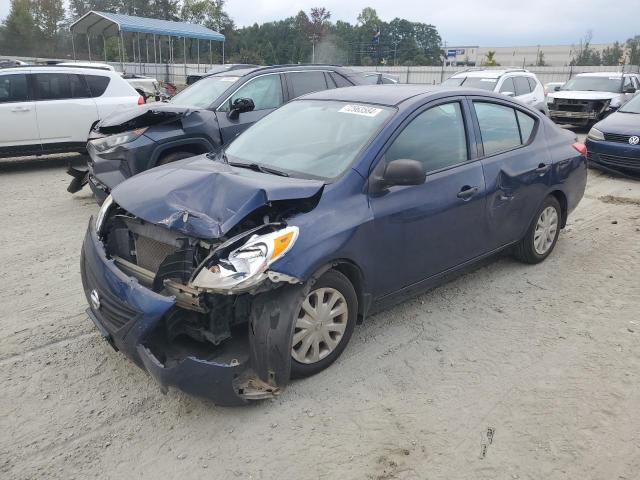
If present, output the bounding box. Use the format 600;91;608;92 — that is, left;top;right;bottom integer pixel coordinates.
585;92;640;174
360;72;400;84
81;85;587;405
122;74;170;102
547;72;639;127
186;64;259;85
544;81;564;95
0;58;28;68
69;65;367;202
0;66;142;158
442;68;548;115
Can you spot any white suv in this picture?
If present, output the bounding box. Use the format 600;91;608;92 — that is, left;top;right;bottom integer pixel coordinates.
442;68;548;115
0;66;142;158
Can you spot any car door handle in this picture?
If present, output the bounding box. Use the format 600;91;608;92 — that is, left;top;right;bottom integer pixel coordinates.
11;106;30;112
535;163;551;174
457;185;480;200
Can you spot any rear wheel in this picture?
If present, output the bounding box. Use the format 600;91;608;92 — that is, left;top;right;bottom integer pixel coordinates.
157;151;194;166
290;270;357;378
513;195;562;264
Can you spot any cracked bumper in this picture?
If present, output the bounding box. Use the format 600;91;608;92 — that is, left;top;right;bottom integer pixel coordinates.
80;220;297;406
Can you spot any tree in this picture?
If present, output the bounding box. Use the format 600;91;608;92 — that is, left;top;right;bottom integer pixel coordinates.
601;42;624;66
3;0;38;55
181;0;231;32
627;35;640;66
484;50;499;66
536;50;547;66
570;30;602;66
33;0;65;40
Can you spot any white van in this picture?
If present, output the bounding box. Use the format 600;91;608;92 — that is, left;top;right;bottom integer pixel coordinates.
0;66;142;157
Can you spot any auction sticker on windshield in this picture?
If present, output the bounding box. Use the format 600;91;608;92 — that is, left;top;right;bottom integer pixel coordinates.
339;104;383;117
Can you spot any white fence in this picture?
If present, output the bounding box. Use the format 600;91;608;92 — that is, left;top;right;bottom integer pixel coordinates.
2;55;639;85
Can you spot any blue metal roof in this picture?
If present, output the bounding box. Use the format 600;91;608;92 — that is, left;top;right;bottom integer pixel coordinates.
70;11;225;42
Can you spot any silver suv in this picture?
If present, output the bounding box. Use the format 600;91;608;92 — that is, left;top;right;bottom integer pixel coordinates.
442;68;548;115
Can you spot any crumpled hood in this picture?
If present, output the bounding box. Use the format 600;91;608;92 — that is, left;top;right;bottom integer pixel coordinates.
110;154;324;239
97;104;193;134
595;111;640;135
549;90;620;101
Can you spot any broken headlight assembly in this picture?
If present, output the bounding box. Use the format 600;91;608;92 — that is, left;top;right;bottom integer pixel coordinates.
95;194;114;235
90;128;147;153
191;226;299;293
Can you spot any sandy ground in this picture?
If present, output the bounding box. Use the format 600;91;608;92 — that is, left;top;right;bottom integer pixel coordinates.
1;150;639;480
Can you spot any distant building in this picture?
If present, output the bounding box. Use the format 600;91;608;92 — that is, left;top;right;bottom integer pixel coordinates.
445;44;618;67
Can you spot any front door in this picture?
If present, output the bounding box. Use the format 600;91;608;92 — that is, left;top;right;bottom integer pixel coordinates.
215;73;285;144
369;99;488;297
0;72;40;154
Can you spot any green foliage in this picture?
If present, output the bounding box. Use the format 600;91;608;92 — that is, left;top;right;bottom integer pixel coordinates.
3;0;38;55
628;36;640;66
601;42;624;66
536;50;546;66
484;50;499;66
570;31;602;66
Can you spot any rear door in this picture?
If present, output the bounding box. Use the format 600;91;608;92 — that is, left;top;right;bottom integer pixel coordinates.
0;71;41;154
285;70;330;99
471;98;551;249
33;72;99;148
215;73;286;144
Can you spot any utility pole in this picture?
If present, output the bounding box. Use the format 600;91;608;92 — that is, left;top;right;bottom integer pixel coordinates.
310;34;318;63
440;40;447;83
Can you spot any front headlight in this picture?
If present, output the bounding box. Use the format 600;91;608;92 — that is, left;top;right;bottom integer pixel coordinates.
95;194;114;235
546;96;554;104
587;127;605;141
90;128;147;152
191;226;299;293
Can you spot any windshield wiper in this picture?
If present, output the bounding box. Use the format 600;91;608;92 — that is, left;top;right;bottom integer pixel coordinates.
228;161;289;177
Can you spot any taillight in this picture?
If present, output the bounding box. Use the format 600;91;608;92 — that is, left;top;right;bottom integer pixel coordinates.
137;95;145;105
572;142;587;156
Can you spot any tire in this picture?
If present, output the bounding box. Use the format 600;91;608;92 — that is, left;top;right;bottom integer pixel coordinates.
513;195;562;264
156;151;194;166
290;269;357;379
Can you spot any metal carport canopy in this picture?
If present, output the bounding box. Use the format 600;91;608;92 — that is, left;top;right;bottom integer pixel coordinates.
70;11;225;42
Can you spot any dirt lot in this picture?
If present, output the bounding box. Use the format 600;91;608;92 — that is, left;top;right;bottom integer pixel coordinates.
1;151;639;480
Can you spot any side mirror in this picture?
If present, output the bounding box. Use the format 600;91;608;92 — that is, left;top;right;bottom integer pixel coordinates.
371;159;425;192
623;86;636;94
228;97;255;119
553;85;562;92
502;91;516;97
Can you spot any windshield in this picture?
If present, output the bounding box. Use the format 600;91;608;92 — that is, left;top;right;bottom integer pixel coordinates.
224;100;394;180
561;76;622;93
619;94;640;113
170;75;240;108
442;76;497;90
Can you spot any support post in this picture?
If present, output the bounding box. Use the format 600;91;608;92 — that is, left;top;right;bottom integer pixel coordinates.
87;34;92;61
197;40;200;71
183;37;187;83
71;34;76;60
103;35;107;62
209;40;212;68
222;41;225;64
120;31;125;72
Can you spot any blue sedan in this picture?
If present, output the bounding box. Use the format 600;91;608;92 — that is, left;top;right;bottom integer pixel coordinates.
586;94;640;174
81;85;587;405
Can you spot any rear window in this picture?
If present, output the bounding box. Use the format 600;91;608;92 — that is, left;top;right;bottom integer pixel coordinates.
288;71;328;98
443;76;497;91
33;73;90;100
330;72;353;88
84;75;110;97
0;74;28;103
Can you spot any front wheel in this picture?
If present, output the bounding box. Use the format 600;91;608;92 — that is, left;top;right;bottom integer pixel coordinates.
513;195;562;264
290;270;357;378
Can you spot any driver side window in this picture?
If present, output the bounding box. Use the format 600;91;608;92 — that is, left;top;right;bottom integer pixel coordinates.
385;102;468;174
220;74;283;112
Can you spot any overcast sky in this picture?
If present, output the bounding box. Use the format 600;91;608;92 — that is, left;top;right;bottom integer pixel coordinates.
0;0;636;46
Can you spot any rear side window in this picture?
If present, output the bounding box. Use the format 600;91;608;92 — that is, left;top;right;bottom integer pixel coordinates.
0;74;28;103
499;77;515;94
513;76;532;96
385;102;468;174
526;77;538;92
475;102;537;155
330;72;353;88
516;111;535;143
33;73;90;100
288;71;328;98
84;75;110;97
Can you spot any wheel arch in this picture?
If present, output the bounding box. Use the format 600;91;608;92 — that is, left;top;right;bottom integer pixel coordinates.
150;138;214;167
548;189;568;228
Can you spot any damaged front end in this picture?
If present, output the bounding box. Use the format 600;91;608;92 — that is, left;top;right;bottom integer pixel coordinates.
81;193;315;405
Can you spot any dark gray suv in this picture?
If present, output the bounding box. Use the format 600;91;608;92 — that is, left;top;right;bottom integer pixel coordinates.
68;65;367;203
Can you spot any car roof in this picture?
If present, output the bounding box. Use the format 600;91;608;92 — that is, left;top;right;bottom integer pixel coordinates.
208;64;355;79
451;68;531;78
576;72;625;77
0;65;116;76
300;84;511;107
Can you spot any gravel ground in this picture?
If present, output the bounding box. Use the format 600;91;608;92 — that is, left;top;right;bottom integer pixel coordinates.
1;148;639;480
